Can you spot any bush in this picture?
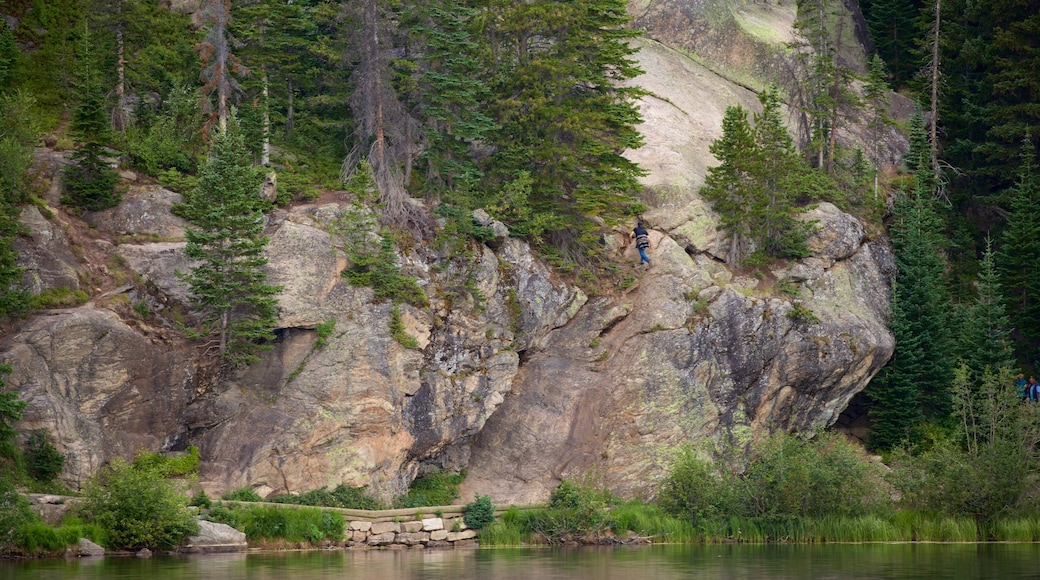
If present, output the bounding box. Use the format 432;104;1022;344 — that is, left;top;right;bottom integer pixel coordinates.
343;234;427;308
394;471;464;508
0;476;36;549
79;457;199;550
24;431;64;483
657;449;736;523
659;433;886;524
270;483;383;510
132;446;200;477
223;487;264;502
463;494;494;530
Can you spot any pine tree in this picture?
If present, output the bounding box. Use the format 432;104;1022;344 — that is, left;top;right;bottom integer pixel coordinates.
405;0;497;196
750;86;814;260
0;91;35;319
62;27;120;212
480;0;646;263
863;54;892;199
956;237;1015;382
178;128;281;366
701;105;758;263
867;170;953;449
997;137;1040;366
864;0;922;87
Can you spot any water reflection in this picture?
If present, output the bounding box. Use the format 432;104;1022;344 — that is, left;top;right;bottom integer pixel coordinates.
4;543;1040;580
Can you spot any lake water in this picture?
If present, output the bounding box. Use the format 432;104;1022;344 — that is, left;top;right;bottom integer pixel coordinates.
4;543;1040;579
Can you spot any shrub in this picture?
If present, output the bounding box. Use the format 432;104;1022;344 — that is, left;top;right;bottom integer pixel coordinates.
79;457;199;550
463;494;494;530
223;487;264;502
270;484;383;510
657;448;736;523
132;446;200;477
343;234;427;307
24;431;64;483
394;471;464;508
0;476;36;548
15;520;106;555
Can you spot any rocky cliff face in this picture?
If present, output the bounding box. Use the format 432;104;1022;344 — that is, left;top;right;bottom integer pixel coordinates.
1;0;897;503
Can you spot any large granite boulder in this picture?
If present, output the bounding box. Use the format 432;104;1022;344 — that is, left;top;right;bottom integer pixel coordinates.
181;520;247;553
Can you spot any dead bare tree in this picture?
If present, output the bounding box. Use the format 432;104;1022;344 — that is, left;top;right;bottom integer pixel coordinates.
341;0;431;236
198;0;247;135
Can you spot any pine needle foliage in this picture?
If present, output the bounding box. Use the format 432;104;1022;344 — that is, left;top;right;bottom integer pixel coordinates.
178;128;281;366
700;86;831;266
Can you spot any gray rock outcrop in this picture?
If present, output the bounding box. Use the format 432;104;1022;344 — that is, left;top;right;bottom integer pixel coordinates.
182;520;247;553
0;0;898;506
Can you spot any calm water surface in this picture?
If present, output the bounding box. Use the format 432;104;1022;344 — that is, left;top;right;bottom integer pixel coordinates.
4;544;1040;579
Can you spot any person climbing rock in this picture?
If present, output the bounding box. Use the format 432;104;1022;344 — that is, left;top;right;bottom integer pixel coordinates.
630;221;653;267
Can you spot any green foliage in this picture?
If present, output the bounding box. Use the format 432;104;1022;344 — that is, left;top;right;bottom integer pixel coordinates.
343;234;427;308
223;487;264;502
314;318;336;349
178;128;282;366
888;366;1039;529
997;138;1040;368
388;305;419;349
786;303;820;324
0;365;26;449
394;470;464;508
14;519;106;555
206;503;344;544
0;90;36;320
866;171;953;450
0;472;36;549
657;449;736;524
62;32;120;212
660;432;885;525
124;86;202;176
700;86;828;265
30;287;90;309
270;484;383;511
24;431;64;483
131;445;200;477
190;490;212;509
79;457;199;550
462;494;495;530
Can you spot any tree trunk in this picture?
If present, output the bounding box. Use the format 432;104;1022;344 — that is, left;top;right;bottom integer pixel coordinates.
261;69;270;166
929;0;941;183
112;0;128;132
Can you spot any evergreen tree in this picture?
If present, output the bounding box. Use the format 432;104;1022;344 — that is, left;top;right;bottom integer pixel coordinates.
480;0;646;263
0;91;36;319
997;137;1040;366
178;127;281;366
955;237;1015;382
404;0;497;196
701;105;758;263
0;365;26;447
867;171;953;449
863;54;892;199
863;0;923;87
62;31;120;212
750;86;814;261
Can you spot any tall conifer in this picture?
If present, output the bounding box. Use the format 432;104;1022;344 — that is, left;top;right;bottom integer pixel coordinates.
997;137;1040;366
179;127;281;365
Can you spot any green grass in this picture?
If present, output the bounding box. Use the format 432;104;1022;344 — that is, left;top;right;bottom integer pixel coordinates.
989;517;1040;541
206;504;344;544
15;519;107;555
